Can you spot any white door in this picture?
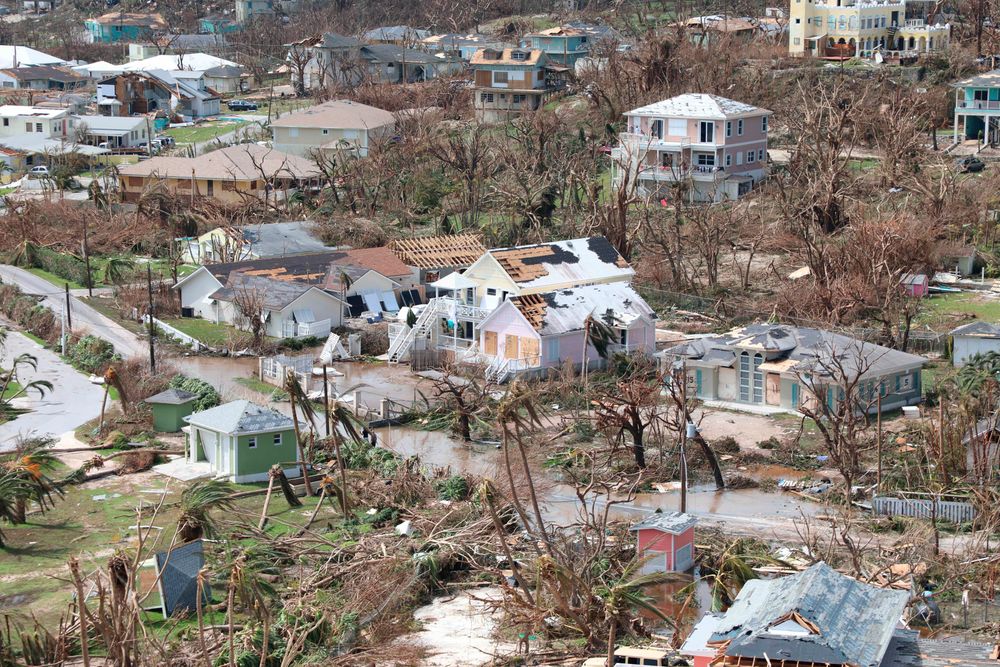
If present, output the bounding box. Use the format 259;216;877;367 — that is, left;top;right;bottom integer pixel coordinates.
219;436;230;476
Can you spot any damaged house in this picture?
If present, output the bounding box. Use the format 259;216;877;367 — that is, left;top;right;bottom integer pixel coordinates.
664;324;925;415
387;236;655;379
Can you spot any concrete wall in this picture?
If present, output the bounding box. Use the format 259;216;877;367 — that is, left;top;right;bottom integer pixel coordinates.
120;174;262;204
272;122;394;158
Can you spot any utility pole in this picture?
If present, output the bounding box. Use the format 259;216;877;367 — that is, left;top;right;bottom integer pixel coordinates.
876;391;882;494
64;282;72;329
322;364;331;437
82;218;92;297
146;264;156;373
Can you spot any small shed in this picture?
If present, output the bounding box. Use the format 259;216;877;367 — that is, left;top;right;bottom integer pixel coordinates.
140;539;209;617
950;321;1000;366
630;511;697;574
901;273;929;298
145;388;198;432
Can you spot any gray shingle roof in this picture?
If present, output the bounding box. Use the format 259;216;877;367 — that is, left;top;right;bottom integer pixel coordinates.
711;562;909;667
145;388;198;405
209;273;338;311
155;539;209;616
667;324;926;381
629;511;697;535
319;32;363;49
184;400;294;435
360;43;439;64
950;321;1000;338
882;629;997;667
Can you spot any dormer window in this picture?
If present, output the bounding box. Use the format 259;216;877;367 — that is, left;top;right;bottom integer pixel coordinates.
511;50;528;61
482;48;501;60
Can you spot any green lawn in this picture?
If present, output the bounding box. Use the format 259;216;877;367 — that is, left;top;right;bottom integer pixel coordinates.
165;120;248;145
916;292;1000;331
159;317;238;347
26;267;92;290
234;376;289;401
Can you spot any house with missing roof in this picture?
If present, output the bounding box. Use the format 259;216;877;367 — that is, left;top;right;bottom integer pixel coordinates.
664;324;925;416
96;70;220;119
613;93;772;203
387;233;488;285
387;236;656;380
270;99;396;158
182;400;298;482
950;321;1000;366
117;144;320;204
522;26;593;66
421;33;515;61
681;561;999;667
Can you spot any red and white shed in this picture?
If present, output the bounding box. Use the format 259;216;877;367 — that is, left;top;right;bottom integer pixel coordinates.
630;511;697;574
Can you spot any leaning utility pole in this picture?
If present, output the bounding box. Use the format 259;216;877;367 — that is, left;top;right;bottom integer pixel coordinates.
64;282;72;329
679;362;689;514
146;265;156;373
82;217;93;297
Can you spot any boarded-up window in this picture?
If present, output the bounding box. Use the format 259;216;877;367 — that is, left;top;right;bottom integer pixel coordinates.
222;180;237;191
127;176;144;187
504;334;519;360
484;330;497;356
521;337;540;366
176;180;191;191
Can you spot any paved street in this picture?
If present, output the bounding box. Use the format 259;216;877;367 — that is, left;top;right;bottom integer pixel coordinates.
0;330;105;451
0;264;146;358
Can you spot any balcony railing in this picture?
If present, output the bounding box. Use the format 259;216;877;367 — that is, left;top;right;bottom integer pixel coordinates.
282;318;331;338
638;164;724;181
958;100;1000;110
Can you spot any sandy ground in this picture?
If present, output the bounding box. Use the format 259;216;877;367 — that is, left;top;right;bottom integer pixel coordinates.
693;407;793;451
401;587;515;666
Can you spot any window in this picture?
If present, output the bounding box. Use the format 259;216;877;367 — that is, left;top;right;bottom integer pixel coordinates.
511;50;527;61
247;436;257;448
273;433;282;445
699;120;714;143
651;119;663;139
726;120;732;137
759;149;766;161
795;17;801;23
667;118;686;136
974;89;989;101
762;115;768;132
513;94;525;103
480;92;494;103
35;123;42;133
24;122;31;132
222;180;236;191
322;128;329;135
828;15;835;30
737;119;744;135
493;71;509;84
2;118;7;126
725;153;732;167
545;337;559;362
837;15;846;29
696;153;715;166
746;151;755;163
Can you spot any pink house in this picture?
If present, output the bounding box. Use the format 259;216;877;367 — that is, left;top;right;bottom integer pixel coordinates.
475;281;656;382
630;511;697;574
901;273;929;298
613;93;772;203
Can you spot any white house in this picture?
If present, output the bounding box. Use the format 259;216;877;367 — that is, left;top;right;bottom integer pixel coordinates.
270;99;396;158
951;321;1000;367
75;114;149;148
208;273;344;338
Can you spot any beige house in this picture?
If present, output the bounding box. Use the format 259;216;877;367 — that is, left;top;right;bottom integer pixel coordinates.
270;99;395;158
118;144;321;204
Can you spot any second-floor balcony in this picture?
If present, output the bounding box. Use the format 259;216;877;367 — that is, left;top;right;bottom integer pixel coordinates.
638;164;726;182
958;100;1000;111
619;132;721;152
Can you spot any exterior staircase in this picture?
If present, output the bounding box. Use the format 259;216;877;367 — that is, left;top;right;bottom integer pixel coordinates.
387;298;440;363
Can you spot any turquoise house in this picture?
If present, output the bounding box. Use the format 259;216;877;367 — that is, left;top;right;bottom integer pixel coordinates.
953;69;1000;147
200;16;240;34
523;27;591;66
85;12;167;44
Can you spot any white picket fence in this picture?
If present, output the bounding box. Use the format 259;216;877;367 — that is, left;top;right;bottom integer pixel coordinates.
872;495;977;523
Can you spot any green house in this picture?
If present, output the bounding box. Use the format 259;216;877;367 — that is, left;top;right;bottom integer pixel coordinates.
145;388;198;433
183;400;298;483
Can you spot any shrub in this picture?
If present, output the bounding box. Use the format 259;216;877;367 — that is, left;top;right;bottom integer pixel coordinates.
434;475;469;501
32;246;90;286
169;375;221;411
66;335;118;374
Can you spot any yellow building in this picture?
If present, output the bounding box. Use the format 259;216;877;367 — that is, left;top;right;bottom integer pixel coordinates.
788;0;949;59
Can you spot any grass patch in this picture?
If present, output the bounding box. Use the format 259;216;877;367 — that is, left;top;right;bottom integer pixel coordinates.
79;296;148;336
234;376;289;401
165;120;247;145
158;317;237;348
26;266;92;290
20;330;47;346
848;158;879;171
916;292;1000;331
2;379;22;399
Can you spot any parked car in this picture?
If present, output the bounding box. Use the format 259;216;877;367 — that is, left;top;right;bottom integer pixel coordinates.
155;134;175;147
956;156;986;173
27;165;49;178
227;100;258;111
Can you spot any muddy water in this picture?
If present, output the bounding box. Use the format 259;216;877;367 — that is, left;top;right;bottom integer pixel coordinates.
167;354;259;399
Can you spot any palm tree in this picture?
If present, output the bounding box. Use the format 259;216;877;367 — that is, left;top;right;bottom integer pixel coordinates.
325;398;368;516
102;255;136;286
0;471;31;548
0;351;53;420
2;435;61;524
216;542;279;667
98;365;128;432
176;479;235;543
596;560;677;667
284;369;316;496
582;312;618;388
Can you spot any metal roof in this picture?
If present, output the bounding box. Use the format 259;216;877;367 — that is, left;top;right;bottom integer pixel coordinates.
626;93;770;120
711;562;909;667
950;321;1000;338
630;511;697;534
952;68;1000;88
667;323;926;381
318;32;363;49
184;399;294;435
363;25;431;42
360;43;440;65
270;99;395;130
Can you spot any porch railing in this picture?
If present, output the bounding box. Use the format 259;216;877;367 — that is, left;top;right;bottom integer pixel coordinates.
959;100;1000;110
282;318;331;338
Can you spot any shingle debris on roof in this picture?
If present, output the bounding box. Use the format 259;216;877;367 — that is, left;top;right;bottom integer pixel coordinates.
512;282;654;336
711;562;909;667
184;399;294;435
882;629;999;667
490;236;633;289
